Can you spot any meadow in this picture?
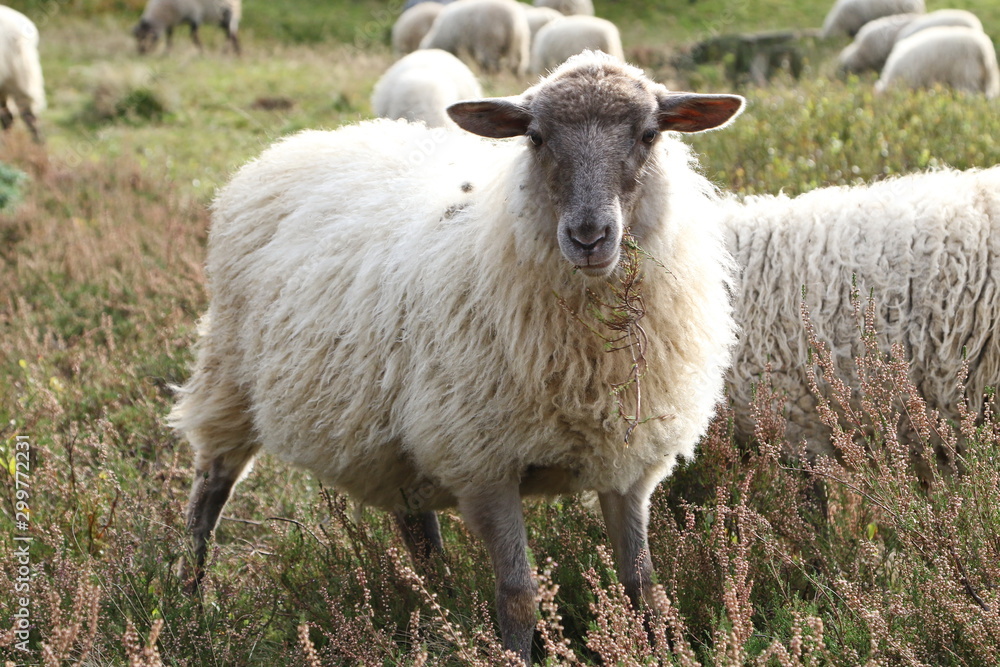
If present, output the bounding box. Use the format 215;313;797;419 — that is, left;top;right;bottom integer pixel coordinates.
2;0;1000;664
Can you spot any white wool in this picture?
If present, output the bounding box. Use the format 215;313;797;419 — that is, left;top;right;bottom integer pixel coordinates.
171;53;738;512
895;9;983;42
138;0;241;42
876;26;999;98
419;0;531;75
392;2;444;55
371;49;482;129
522;4;562;40
530;15;623;73
0;6;45;115
838;13;917;73
820;0;924;38
534;0;593;16
720;167;1000;457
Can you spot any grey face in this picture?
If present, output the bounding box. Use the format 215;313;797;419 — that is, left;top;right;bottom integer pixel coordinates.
448;56;745;277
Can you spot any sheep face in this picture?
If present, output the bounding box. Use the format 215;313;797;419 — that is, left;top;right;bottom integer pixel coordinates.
132;20;159;54
448;56;744;277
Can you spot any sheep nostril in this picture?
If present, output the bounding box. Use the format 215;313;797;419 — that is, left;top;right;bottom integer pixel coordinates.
570;227;608;253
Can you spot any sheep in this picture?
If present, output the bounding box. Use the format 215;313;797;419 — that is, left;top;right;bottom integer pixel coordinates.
403;0;455;10
534;0;594;16
838;13;918;73
820;0;924;38
522;4;563;40
530;15;623;74
419;0;531;75
720;167;1000;467
132;0;241;55
839;9;984;73
392;1;444;55
170;51;744;662
876;26;999;98
0;6;45;142
371;49;482;129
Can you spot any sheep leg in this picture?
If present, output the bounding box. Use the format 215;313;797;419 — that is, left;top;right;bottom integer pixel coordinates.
0;105;13;131
393;510;444;564
598;478;657;611
459;484;536;664
189;23;202;51
21;109;41;143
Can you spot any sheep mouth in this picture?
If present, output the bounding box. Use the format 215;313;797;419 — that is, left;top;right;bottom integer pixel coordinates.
576;252;620;277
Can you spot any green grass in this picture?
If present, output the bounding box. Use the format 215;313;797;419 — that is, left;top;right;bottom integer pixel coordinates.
2;0;1000;664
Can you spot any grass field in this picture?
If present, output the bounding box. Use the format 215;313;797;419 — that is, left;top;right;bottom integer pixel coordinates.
2;0;1000;664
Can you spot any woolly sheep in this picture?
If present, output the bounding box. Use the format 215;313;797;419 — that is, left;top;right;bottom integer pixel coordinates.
522;4;563;39
0;6;45;142
133;0;241;55
419;0;531;75
403;0;455;10
371;49;482;129
895;9;983;42
838;13;917;73
876;26;999;98
392;2;444;55
534;0;594;16
171;51;744;662
820;0;924;38
720;167;1000;464
530;15;623;74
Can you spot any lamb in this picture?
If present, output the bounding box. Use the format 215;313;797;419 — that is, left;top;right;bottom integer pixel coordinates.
419;0;531;75
720;167;1000;464
392;1;444;55
371;49;482;129
0;6;45;142
876;26;999;98
534;0;594;16
820;0;924;38
839;9;984;73
530;15;623;74
132;0;241;55
170;51;744;662
522;4;563;40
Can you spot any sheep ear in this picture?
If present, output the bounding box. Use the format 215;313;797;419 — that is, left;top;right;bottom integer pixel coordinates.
656;93;745;133
448;99;533;139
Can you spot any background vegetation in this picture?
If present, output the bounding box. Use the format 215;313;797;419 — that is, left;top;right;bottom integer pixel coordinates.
1;0;999;664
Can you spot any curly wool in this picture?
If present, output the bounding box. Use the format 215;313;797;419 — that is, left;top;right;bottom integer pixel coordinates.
171;103;736;511
720;167;1000;456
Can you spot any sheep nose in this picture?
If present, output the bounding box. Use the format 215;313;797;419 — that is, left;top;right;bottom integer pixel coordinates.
569;227;609;253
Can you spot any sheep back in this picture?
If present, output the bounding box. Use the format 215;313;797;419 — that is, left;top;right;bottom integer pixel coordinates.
895;9;983;42
371;49;482;128
392;2;444;55
876;26;999;98
0;6;45;114
419;0;531;75
523;4;563;39
138;0;241;37
821;0;924;38
530;15;623;73
182;117;736;510
534;0;594;16
721;167;1000;457
838;13;917;73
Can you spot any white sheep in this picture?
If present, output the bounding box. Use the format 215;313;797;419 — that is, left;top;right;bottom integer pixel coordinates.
171;51;744;662
371;49;482;129
132;0;241;55
522;4;563;40
895;8;983;42
838;13;918;73
392;2;444;55
0;6;44;142
820;0;924;38
876;26;999;98
720;167;1000;463
419;0;531;75
530;15;623;74
534;0;594;16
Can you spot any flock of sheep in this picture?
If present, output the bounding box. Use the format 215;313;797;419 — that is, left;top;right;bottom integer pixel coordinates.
3;0;1000;661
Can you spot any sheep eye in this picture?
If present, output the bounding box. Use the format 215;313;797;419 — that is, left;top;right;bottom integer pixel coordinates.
641;128;658;144
527;130;543;147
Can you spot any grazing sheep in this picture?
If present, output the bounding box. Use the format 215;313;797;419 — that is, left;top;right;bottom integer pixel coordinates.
371;49;482;129
820;0;924;38
133;0;241;55
419;0;531;75
534;0;594;16
171;51;744;662
838;13;917;73
720;167;1000;463
530;15;623;74
392;2;444;55
523;4;562;40
876;26;999;98
0;6;45;142
895;8;983;42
